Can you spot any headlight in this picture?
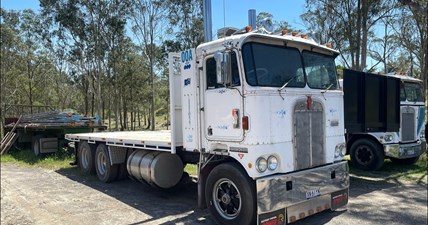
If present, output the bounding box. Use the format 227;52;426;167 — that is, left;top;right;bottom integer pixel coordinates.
267;155;278;171
256;157;268;173
335;145;341;158
384;135;393;142
335;143;346;158
340;143;346;157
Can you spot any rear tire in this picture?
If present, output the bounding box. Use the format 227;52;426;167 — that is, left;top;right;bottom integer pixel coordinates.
95;144;118;183
205;162;256;225
390;156;420;165
350;139;384;170
31;135;44;156
78;141;96;174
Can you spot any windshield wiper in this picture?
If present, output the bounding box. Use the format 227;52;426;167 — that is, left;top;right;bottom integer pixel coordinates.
278;74;299;92
321;83;334;93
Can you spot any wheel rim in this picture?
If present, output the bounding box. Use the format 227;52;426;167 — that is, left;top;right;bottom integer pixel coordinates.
81;147;90;169
355;144;374;166
212;178;242;220
97;151;107;176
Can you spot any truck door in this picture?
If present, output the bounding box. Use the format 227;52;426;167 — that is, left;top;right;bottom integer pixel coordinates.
203;51;243;142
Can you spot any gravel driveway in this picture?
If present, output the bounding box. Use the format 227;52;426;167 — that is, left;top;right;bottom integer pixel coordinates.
1;163;427;225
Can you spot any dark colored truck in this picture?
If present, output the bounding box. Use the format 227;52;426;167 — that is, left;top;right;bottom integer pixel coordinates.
342;69;426;170
4;111;105;156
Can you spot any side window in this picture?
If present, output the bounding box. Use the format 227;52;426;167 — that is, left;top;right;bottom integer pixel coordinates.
231;52;240;86
206;52;240;89
206;57;218;89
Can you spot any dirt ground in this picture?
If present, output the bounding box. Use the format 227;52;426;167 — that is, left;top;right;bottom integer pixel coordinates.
1;163;427;225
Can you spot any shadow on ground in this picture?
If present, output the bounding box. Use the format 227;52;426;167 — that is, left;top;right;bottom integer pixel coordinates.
55;166;215;225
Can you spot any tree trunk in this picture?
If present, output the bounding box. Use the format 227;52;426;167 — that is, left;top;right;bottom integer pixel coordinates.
360;0;368;70
355;0;362;70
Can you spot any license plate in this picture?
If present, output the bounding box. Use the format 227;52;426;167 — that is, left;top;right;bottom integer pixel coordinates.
407;149;415;155
306;189;320;199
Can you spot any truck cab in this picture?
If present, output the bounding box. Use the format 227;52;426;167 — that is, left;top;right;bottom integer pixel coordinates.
170;30;349;224
343;70;426;170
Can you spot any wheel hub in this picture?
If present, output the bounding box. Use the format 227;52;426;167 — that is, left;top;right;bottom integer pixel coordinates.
213;178;242;220
221;193;231;204
356;145;373;165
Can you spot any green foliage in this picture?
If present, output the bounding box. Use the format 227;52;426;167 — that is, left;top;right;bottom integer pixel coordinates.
1;148;74;170
349;152;428;185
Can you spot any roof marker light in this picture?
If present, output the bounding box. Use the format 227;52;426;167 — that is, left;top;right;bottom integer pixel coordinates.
292;31;298;36
245;26;252;32
326;43;332;48
282;29;289;35
301;34;308;38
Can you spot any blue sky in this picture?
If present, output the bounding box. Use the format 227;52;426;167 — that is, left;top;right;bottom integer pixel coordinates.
1;0;307;37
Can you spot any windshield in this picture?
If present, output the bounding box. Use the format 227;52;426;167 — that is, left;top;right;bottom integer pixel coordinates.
242;43;305;87
242;42;338;89
400;82;424;102
303;51;338;89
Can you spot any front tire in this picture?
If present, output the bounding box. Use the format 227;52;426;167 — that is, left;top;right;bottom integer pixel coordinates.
350;139;384;170
95;144;118;183
78;141;96;174
205;162;256;225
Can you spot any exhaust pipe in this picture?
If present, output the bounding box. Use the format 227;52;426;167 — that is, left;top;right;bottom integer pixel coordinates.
203;0;212;42
248;9;256;29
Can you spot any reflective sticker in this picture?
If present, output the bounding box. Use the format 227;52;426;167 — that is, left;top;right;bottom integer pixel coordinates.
259;208;286;225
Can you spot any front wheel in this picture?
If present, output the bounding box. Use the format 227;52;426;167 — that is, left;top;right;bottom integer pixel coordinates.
350;139;384;170
205;162;256;225
390;156;420;165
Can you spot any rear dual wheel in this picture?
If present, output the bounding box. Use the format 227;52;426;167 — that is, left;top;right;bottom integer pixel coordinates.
78;141;96;174
95;144;118;183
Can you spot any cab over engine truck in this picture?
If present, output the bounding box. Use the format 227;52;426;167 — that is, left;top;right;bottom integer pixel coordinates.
342;69;426;171
66;18;349;225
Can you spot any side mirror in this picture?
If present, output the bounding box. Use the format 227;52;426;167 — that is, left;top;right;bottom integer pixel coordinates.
214;51;232;85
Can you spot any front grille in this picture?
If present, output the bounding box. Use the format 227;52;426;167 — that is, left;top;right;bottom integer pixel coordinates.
294;100;325;170
401;107;416;142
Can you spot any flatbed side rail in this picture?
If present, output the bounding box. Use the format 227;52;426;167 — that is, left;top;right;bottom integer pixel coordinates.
65;134;173;152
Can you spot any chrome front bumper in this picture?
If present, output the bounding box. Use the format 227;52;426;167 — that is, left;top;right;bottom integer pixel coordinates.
256;161;349;224
384;139;426;159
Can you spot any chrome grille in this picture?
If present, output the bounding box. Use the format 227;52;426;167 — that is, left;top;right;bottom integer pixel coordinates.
401;107;416;142
294;100;325;170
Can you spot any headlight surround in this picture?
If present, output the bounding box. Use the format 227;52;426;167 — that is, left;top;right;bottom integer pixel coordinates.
335;143;346;158
384;134;393;142
267;155;278;171
256;157;268;173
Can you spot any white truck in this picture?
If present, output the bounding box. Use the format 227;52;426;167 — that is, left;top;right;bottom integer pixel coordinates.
66;12;349;225
342;69;426;170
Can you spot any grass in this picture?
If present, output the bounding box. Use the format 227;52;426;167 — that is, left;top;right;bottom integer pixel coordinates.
1;148;75;170
347;152;428;185
184;164;198;176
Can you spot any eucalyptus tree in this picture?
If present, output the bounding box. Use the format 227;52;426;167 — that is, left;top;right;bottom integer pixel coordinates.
301;0;396;70
130;0;167;131
40;0;130;118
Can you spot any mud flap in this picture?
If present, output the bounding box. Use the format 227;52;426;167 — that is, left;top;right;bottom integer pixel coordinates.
331;188;349;210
